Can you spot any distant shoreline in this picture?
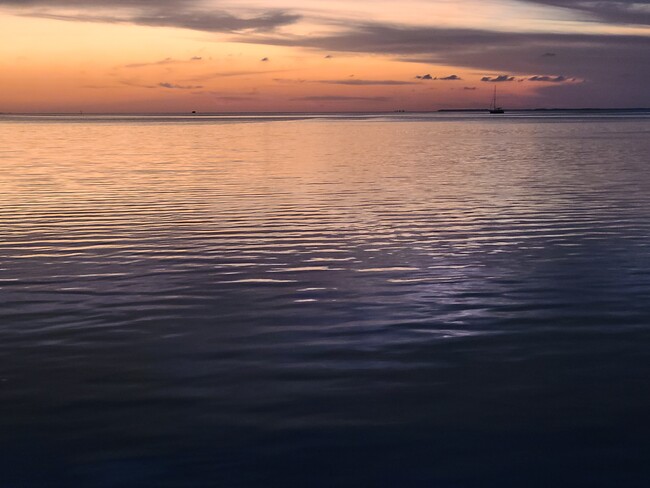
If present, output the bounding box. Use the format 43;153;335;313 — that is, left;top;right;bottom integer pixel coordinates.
1;108;650;117
437;108;650;113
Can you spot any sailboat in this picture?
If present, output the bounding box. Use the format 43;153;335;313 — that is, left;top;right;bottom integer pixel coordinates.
489;86;505;114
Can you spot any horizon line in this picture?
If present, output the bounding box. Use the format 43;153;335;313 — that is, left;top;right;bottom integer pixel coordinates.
3;107;650;116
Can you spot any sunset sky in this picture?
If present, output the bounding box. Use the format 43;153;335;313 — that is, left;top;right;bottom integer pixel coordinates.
1;0;648;112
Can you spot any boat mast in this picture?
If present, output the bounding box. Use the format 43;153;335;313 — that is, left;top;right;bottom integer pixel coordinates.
492;86;497;110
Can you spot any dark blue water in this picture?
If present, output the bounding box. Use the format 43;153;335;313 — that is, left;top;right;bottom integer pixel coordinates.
2;112;650;487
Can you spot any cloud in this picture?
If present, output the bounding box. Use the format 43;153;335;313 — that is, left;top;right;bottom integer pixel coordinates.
2;1;649;107
463;86;477;90
214;95;258;101
2;1;301;33
192;90;259;102
272;78;307;84
0;0;186;5
244;21;648;73
272;78;415;86
190;56;202;61
125;57;177;68
481;75;516;82
519;0;650;26
261;57;269;62
194;91;259;101
120;80;157;89
291;96;391;102
187;69;290;81
319;79;417;85
527;75;569;82
245;20;648;105
129;10;301;33
416;74;462;80
158;82;203;89
2;0;647;28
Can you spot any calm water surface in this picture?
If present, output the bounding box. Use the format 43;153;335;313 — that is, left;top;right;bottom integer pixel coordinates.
2;112;650;487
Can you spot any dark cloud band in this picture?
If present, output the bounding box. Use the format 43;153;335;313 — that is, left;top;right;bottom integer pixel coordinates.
521;0;650;26
1;0;300;33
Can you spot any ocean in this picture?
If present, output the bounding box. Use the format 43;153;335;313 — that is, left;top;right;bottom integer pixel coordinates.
2;111;650;487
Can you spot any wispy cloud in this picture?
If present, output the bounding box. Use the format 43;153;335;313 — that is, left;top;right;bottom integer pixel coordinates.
126;57;176;69
186;69;291;82
319;79;417;86
119;79;157;89
292;95;391;102
158;82;203;89
192;91;259;101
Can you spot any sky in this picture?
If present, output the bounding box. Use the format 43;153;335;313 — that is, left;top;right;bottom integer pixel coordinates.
0;0;648;112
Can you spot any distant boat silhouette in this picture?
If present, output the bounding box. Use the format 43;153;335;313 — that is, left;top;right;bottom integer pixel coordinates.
489;86;505;114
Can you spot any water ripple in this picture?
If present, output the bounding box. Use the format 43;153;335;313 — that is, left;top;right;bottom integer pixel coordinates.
2;114;650;485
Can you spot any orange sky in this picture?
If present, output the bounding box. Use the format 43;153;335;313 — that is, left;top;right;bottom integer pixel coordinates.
1;0;648;112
